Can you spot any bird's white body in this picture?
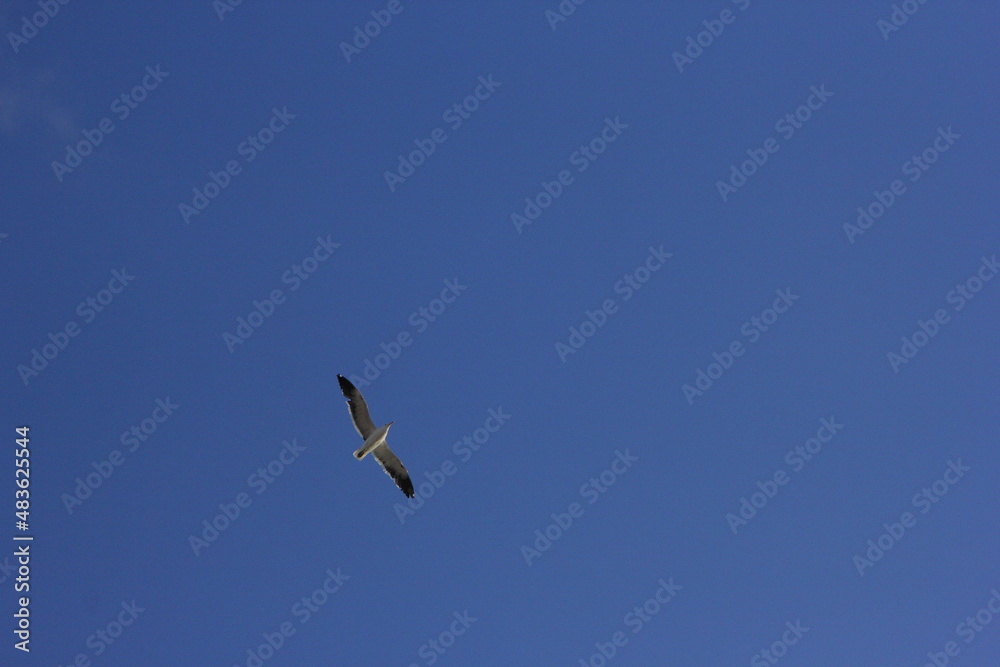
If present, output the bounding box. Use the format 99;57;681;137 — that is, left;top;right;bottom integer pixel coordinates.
354;422;393;460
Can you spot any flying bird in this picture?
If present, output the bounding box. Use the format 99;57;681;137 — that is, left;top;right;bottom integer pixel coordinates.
337;374;414;498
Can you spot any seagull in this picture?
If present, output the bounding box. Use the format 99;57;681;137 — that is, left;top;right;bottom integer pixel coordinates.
337;374;414;498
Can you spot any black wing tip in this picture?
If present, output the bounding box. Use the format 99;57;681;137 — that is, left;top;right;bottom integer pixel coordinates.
337;374;355;394
401;478;415;498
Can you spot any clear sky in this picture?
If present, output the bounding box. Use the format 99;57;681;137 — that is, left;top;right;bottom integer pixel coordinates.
3;2;998;665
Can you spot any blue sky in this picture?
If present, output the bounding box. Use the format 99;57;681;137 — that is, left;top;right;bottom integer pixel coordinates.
3;2;999;665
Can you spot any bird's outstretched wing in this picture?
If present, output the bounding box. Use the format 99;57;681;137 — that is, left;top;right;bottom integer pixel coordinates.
371;442;414;498
337;374;376;440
